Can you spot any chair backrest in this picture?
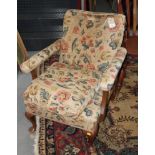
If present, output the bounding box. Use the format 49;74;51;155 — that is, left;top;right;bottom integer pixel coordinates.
59;9;125;72
117;0;138;36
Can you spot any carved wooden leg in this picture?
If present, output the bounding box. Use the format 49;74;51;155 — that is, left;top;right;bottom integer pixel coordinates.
99;91;109;122
25;112;36;133
83;125;99;154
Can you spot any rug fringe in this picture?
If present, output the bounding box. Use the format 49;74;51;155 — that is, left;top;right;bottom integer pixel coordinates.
33;116;40;155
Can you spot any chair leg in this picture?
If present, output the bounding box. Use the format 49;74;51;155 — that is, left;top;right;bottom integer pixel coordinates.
116;65;126;95
25;112;36;133
110;81;117;101
99;91;109;122
83;125;99;154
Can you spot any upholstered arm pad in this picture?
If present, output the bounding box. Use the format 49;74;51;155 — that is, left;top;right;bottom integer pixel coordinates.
100;47;127;91
20;39;62;73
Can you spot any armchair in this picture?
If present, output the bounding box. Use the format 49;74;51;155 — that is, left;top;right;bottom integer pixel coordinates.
20;9;127;152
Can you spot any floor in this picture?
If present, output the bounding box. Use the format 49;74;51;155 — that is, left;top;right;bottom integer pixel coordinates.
17;72;34;155
17;1;115;155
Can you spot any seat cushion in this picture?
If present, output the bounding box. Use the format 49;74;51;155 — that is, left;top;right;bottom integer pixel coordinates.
23;62;102;120
25;89;102;133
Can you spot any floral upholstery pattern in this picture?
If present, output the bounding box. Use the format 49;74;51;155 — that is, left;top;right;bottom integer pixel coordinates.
25;89;102;133
24;62;102;119
100;47;127;90
60;10;126;71
21;9;127;132
20;39;62;73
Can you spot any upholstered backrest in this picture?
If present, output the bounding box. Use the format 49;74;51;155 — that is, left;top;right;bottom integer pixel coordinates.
59;9;125;72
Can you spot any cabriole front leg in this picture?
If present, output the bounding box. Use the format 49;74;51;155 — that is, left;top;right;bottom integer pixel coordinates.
25;112;36;133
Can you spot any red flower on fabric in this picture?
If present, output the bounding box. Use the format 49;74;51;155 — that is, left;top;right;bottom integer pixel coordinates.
115;51;125;58
90;48;95;53
88;78;97;86
49;107;57;111
53;63;66;68
99;45;104;51
87;64;95;70
80;36;86;44
73;26;80;34
74;72;79;79
54;90;71;102
58;77;70;82
88;39;94;47
44;80;53;85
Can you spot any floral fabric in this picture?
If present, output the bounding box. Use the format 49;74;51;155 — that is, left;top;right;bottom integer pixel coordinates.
25;89;102;133
100;47;127;90
20;39;62;73
24;62;102;120
59;9;126;71
21;9;127;132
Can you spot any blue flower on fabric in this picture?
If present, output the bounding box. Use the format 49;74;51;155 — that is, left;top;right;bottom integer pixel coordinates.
40;88;49;100
109;41;117;50
84;108;93;116
98;62;109;73
109;33;118;50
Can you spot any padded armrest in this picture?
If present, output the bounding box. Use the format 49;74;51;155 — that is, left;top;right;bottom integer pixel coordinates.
100;47;127;91
20;39;62;73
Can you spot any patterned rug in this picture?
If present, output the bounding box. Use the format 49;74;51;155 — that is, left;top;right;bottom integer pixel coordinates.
34;59;138;155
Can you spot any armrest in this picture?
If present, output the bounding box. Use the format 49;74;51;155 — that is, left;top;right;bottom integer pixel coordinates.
20;39;62;73
100;47;127;91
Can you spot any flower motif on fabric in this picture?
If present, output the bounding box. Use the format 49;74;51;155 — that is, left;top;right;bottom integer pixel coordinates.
28;84;39;96
52;63;66;68
98;62;109;73
87;64;95;70
44;80;53;86
86;20;94;29
58;77;71;83
109;34;118;50
53;90;71;102
60;40;69;53
88;78;97;86
73;26;80;34
40;88;50;100
84;108;93;116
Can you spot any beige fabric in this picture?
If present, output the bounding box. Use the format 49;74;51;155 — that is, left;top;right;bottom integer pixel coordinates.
20;39;62;73
21;10;127;132
25;89;102;133
24;62;102;119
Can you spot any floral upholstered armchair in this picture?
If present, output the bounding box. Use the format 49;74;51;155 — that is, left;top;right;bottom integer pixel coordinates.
20;10;127;151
